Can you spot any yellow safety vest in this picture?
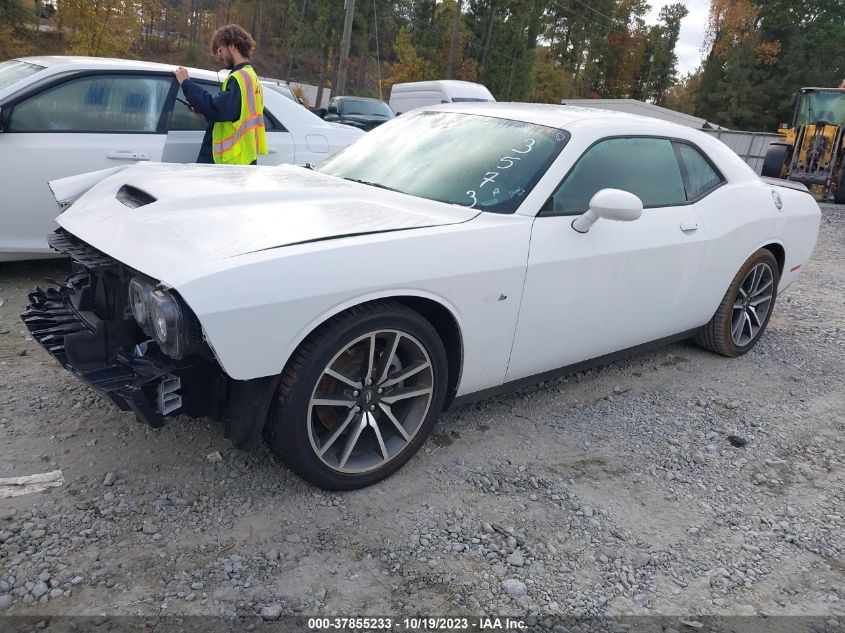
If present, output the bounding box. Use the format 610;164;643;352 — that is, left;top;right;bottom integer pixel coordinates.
212;65;268;165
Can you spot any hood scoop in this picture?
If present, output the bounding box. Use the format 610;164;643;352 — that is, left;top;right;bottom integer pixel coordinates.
116;185;156;209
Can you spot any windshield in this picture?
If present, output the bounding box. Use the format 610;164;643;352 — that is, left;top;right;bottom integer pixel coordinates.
340;99;393;117
318;111;569;214
0;60;45;92
795;90;845;126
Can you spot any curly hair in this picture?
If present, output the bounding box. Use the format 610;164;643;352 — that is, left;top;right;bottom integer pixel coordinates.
211;24;256;58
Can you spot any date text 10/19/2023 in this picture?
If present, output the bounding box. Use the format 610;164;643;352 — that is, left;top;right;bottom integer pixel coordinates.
307;616;527;630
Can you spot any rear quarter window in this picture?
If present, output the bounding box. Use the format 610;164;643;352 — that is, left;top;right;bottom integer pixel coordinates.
674;142;724;200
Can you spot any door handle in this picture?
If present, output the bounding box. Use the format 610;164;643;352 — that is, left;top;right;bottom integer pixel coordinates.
680;220;699;232
267;146;278;154
106;151;150;161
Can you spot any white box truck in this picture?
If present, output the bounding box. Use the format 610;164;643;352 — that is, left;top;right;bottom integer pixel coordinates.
388;80;495;115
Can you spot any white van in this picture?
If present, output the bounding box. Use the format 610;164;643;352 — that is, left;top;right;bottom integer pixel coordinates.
388;80;495;115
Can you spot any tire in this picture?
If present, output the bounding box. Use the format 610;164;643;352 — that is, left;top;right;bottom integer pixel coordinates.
834;162;845;204
266;300;448;490
695;249;779;357
761;145;789;179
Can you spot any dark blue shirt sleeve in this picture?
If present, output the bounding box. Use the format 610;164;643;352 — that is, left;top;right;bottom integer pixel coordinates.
181;78;241;123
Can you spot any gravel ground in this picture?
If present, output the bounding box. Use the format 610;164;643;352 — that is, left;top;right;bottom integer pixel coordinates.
0;205;842;625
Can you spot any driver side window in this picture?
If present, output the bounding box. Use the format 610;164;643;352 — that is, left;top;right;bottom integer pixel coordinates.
545;137;686;216
9;74;170;133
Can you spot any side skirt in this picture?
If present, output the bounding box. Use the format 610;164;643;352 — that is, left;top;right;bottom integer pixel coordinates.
448;328;701;409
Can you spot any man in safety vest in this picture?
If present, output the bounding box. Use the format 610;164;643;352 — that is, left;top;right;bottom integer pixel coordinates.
174;24;268;165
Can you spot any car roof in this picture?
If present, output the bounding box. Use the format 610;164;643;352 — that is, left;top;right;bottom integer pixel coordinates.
417;101;757;180
392;80;487;90
421;101;697;134
17;55;223;82
335;96;384;102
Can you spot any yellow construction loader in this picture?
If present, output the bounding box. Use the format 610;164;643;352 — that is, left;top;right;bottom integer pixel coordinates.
761;86;845;202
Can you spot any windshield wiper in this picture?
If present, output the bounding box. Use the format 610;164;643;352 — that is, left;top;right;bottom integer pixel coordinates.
342;177;401;193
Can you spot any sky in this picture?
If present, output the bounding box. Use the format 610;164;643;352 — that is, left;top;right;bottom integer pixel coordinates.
645;0;711;77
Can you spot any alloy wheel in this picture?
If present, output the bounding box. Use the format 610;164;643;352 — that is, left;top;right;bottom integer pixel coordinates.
307;329;434;474
731;262;774;347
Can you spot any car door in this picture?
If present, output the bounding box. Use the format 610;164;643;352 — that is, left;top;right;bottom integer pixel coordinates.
506;136;714;382
0;72;170;258
257;91;296;166
160;79;214;163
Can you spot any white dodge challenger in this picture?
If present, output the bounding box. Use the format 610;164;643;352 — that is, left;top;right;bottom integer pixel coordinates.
22;103;821;490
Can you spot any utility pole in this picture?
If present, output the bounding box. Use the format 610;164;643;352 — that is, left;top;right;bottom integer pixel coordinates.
446;0;462;79
336;0;355;96
644;54;655;102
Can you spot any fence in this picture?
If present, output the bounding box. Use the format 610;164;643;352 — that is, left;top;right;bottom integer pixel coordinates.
702;130;785;175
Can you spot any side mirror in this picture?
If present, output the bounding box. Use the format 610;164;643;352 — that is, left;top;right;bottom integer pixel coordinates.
315;107;327;118
327;106;339;115
790;92;798;107
571;188;643;234
0;106;6;132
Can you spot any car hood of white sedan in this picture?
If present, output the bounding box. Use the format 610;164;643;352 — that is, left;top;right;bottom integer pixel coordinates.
56;162;478;282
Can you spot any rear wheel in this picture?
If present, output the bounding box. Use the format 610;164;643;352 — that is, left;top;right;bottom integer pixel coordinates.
266;301;448;490
695;249;779;357
761;144;789;179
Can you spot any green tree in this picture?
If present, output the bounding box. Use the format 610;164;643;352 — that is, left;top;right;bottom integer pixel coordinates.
466;0;543;100
387;26;436;85
0;0;35;59
694;0;845;130
530;45;575;102
663;70;702;114
56;0;147;56
638;3;688;103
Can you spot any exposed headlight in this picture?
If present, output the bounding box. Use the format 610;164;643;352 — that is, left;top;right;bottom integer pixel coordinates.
149;289;193;360
129;276;194;360
128;278;154;334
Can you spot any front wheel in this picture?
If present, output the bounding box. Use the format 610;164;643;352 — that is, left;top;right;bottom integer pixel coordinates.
695;249;779;357
266;301;448;490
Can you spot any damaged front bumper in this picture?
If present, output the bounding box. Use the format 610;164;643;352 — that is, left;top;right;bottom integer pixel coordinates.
20;230;278;449
22;280;182;427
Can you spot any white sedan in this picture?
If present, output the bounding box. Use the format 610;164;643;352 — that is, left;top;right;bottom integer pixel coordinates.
22;103;820;490
0;56;363;261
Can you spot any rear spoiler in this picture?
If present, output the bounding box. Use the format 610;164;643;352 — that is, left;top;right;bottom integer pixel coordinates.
760;176;810;193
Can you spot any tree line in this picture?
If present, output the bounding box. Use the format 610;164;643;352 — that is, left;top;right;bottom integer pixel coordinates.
2;0;844;132
683;0;845;132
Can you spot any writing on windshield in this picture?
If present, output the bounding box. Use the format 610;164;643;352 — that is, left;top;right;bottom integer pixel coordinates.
318;111;569;214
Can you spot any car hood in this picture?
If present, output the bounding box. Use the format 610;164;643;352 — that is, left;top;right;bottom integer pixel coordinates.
54;162;478;283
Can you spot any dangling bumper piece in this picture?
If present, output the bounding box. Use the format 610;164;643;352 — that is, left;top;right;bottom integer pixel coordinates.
22;283;176;427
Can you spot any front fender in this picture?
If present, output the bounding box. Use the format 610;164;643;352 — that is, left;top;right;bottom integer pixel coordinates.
200;288;465;382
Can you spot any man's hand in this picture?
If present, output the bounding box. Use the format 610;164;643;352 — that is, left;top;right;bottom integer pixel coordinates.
174;67;190;85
